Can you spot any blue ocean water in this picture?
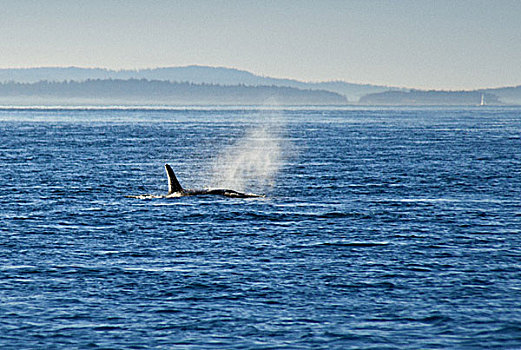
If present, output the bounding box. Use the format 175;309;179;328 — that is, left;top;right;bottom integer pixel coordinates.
1;106;521;349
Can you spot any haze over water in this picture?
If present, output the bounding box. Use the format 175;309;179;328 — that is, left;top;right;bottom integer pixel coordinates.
1;106;521;348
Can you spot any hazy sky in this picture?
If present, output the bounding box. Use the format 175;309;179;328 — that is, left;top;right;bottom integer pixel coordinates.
1;0;520;89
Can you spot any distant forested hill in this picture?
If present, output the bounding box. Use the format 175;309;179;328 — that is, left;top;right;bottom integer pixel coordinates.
359;90;501;105
1;66;519;105
0;66;393;102
0;79;348;105
483;86;521;104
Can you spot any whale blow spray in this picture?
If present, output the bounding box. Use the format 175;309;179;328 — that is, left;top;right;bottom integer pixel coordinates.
210;114;289;193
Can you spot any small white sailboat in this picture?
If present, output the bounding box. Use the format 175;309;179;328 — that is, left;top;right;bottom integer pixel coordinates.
480;93;485;106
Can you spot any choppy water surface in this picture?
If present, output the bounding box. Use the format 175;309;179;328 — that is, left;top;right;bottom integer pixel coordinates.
1;106;521;349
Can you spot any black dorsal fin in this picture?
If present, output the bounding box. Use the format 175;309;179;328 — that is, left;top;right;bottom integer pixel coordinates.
165;164;183;194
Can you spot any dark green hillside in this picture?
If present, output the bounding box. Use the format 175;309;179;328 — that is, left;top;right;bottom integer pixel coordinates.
0;79;348;105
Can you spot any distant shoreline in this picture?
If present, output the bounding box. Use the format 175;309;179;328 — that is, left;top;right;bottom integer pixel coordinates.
1;104;520;111
0;79;347;106
1;66;520;105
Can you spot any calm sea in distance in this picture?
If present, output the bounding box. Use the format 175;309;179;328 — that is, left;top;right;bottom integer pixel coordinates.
1;106;520;349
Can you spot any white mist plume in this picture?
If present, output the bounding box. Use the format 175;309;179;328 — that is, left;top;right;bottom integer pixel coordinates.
209;115;288;193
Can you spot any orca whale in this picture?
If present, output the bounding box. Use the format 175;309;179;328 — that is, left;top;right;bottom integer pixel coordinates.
127;164;263;199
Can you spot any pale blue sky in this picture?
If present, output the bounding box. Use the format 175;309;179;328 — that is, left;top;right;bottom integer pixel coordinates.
1;0;520;89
